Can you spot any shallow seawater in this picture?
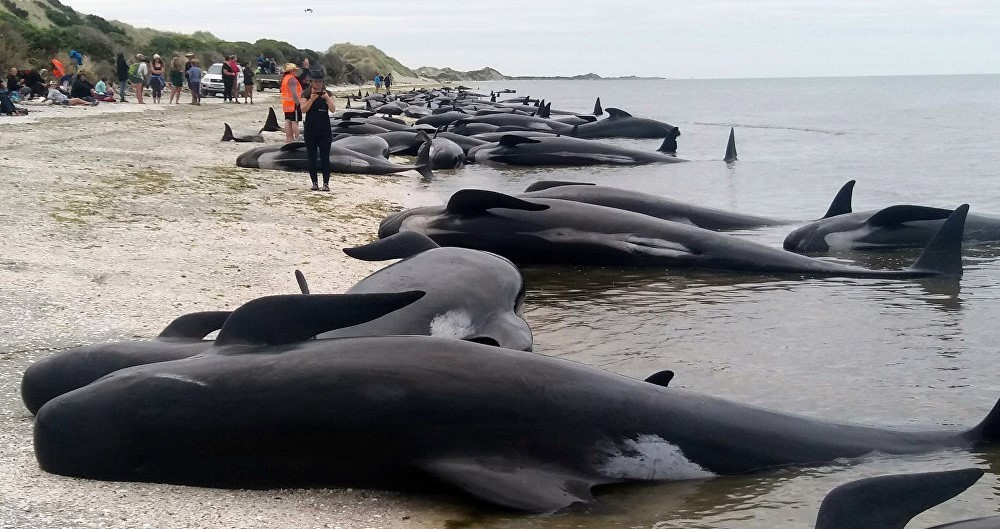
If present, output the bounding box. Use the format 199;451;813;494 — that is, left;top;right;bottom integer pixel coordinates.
401;76;1000;527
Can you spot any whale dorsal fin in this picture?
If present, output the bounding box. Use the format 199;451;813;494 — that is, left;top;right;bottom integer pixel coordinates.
418;454;611;513
822;180;856;218
281;141;306;151
907;204;968;277
723;127;737;162
815;468;984;529
867;205;954;226
593;97;603;116
605;108;632;119
644;370;674;387
523;181;596;192
344;231;440;261
157;311;232;341
214;292;424;347
498;135;542;148
294;269;310;294
260;107;282;132
446;189;549;215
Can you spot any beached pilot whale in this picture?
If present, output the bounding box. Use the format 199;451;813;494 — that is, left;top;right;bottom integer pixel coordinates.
220;123;264;143
32;309;1000;512
784;180;1000;252
378;189;967;278
221;108;284;142
520;180;855;230
815;468;998;529
235;141;432;177
414;131;465;169
467;134;685;166
571;107;681;142
20;291;422;415
320;231;532;350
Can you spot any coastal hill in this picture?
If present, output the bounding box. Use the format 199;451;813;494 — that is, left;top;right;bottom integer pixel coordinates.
0;0;641;83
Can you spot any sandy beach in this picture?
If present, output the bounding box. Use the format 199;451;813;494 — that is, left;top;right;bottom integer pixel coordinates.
0;88;471;528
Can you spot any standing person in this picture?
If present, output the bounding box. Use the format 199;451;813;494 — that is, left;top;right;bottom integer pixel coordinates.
221;55;237;102
183;53;196;103
129;54;148;104
168;56;184;104
299;70;334;191
383;72;392;94
279;62;302;142
186;59;202;105
149;54;165;104
297;58;311;85
115;53;129;102
374;72;382;91
51;58;65;80
242;61;254;104
228;55;241;102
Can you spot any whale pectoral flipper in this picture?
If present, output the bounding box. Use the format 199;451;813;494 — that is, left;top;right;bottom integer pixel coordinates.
418;455;609;513
446;190;550;215
814;468;984;529
867;205;954;226
214;292;425;347
344;231;440;261
498;135;542;147
523;180;597;192
157;311;232;341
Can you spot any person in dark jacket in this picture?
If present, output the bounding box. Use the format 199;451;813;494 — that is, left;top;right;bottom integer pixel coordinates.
116;53;129;102
70;73;97;104
298;69;334;191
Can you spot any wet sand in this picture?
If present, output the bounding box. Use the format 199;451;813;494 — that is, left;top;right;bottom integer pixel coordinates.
0;88;471;528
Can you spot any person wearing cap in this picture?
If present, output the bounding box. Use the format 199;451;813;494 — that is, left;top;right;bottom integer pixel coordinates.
279;62;302;142
299;69;334;191
131;53;148;104
149;54;165;104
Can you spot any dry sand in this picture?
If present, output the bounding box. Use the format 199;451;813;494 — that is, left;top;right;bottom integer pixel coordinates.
0;89;475;528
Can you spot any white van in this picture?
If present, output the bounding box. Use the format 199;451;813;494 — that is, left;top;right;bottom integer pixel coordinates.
201;62;244;98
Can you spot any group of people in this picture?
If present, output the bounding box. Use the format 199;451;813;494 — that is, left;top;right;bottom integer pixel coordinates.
256;54;280;74
1;63;119;114
373;72;393;93
115;52;204;105
279;61;335;191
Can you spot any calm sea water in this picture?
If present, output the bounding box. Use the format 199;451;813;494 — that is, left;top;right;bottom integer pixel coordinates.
402;76;1000;528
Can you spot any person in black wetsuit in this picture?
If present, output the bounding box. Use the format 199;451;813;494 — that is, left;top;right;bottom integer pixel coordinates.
299;69;334;191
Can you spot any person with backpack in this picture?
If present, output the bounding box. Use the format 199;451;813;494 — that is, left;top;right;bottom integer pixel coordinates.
129;54;148;104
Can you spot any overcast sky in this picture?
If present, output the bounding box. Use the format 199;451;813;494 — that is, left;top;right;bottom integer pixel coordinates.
64;0;999;79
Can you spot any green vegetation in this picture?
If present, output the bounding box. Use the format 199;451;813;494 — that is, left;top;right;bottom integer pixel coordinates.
0;0;403;84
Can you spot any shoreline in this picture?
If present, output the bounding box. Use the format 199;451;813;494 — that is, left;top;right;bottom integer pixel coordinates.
0;90;468;528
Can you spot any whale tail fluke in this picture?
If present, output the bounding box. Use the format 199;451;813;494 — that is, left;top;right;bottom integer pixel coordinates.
415;136;433;179
214;292;425;347
814;468;984;529
593;97;602;116
724;127;737;162
822;180;855;218
221;123;235;142
261;107;282;132
906;204;968;277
